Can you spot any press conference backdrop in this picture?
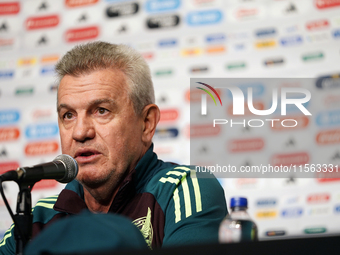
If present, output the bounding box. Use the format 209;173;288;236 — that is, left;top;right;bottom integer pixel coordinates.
1;0;340;241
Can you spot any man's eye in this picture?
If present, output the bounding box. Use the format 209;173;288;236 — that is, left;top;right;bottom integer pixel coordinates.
98;108;108;114
64;112;73;119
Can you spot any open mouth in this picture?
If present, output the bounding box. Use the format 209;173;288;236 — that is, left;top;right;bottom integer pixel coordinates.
75;149;100;159
79;151;95;157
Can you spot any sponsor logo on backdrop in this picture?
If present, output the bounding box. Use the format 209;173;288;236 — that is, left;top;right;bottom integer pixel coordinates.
304;227;327;234
25;15;59;30
281;207;303;218
190;124;220;137
256;210;277;219
0;148;8;157
145;0;180;13
41;55;59;64
316;168;340;183
32;109;53;120
280;35;303;46
315;0;340;9
205;33;225;43
32;180;58;190
159;109;179;122
0;70;14;79
285;196;300;204
226;62;247;71
158;38;177;47
65;0;99;8
40;66;55;76
187;10;222;26
308;206;330;216
0;38;16;50
65;26;99;42
157;95;168;104
264;57;284;66
15;87;34;96
228;31;250;40
106;2;139;18
316;129;340;145
50;83;58;92
154;68;173;77
36;1;49;11
335;205;340;213
25;123;59;139
316;110;340;127
272;152;309;166
0;109;20;125
0;21;9;33
255;40;276;48
17;57;37;66
154;128;179;139
307;193;330;203
265;230;286;237
190;66;209;74
233;43;246;51
0;127;20;141
228;138;264;153
233;7;261;20
141;52;154;60
0;2;20;15
306;19;329;30
147;14;180;29
316;74;340;89
282;2;298;14
256;198;277;207
334;29;340;38
25;141;59;156
0;161;20;174
255;28;276;37
302;52;324;62
35;35;50;46
181;48;202;56
234;178;260;189
154;146;173;155
206;46;225;54
306;32;329;43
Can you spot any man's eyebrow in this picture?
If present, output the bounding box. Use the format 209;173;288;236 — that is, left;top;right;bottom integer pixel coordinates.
57;103;69;113
91;98;116;106
57;99;116;113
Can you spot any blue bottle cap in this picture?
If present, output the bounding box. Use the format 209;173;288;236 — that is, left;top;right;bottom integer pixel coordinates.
230;197;248;208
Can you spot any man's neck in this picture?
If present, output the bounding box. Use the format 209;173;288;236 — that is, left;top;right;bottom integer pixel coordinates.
83;186;119;213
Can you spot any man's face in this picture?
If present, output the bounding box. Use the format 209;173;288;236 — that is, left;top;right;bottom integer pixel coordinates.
57;69;145;189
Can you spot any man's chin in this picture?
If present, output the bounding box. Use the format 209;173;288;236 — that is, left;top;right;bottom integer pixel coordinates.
76;175;107;190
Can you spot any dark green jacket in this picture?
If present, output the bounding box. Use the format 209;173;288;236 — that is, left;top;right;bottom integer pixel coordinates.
0;145;227;254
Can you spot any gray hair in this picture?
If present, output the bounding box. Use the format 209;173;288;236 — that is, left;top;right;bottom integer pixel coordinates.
55;41;155;115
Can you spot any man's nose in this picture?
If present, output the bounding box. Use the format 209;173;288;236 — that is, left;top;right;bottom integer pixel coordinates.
72;115;95;142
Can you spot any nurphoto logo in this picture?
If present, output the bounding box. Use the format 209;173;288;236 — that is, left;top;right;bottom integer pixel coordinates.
195;81;312;128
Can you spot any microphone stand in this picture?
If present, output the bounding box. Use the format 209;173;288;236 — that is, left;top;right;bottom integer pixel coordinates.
13;181;34;255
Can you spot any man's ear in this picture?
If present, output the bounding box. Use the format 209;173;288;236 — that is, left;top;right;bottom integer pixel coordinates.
141;104;160;144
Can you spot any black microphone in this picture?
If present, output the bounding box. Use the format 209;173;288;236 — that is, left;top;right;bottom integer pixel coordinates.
0;154;78;184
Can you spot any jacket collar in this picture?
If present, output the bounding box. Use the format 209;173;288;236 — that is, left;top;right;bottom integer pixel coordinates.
53;144;159;214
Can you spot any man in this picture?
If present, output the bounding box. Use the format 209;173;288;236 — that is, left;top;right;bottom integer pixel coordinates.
0;41;227;254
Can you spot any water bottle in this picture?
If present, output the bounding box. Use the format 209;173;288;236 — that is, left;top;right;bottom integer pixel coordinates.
219;197;258;243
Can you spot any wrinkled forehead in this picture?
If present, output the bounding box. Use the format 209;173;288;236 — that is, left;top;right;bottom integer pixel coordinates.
56;69;130;107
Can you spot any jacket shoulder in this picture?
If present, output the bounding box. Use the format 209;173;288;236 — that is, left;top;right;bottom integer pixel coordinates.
145;165;226;212
32;195;61;224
